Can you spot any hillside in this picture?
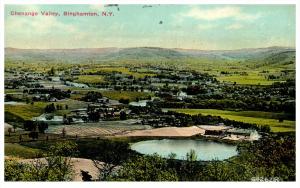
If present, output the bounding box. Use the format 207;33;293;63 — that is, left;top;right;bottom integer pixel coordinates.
5;46;295;64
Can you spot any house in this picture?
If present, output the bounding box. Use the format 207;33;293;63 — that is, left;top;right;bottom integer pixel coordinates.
226;129;260;139
49;97;58;102
71;68;81;75
176;91;188;100
32;114;63;125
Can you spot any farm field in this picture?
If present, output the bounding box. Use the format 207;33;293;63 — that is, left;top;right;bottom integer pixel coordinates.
75;75;105;84
217;74;276;85
46;120;151;137
82;67;156;79
4;89;24;94
167;108;295;132
180;58;290;85
101;90;153;101
70;89;153;102
5;99;88;121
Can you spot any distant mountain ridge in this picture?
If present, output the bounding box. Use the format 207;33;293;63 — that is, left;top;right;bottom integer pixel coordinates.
5;46;295;63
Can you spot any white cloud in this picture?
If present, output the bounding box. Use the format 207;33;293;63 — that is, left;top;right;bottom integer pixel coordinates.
197;24;217;31
183;6;260;21
226;23;243;30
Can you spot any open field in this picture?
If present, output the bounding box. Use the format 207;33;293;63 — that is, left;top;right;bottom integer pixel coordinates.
70;89;153;102
5;60;75;74
217;74;276;85
167;109;295;132
47;119;151;137
83;67;155;79
75;75;105;84
4;89;24;94
5;99;88;121
5;143;43;158
178;58;291;85
5;104;44;121
34;99;88;110
101;90;153;101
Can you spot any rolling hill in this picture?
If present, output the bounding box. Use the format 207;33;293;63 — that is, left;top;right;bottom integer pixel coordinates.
5;46;295;72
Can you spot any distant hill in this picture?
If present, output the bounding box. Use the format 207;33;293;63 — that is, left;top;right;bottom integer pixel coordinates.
5;47;120;62
175;46;295;60
5;46;295;65
244;50;295;69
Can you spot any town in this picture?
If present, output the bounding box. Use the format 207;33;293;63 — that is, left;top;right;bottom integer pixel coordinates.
3;4;296;182
5;62;295;140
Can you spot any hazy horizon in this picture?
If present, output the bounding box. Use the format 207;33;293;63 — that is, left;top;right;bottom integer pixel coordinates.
4;45;295;51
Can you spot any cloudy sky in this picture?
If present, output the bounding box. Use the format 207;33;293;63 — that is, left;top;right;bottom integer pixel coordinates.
5;4;295;50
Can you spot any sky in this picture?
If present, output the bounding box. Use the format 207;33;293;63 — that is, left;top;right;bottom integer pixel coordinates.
4;4;296;50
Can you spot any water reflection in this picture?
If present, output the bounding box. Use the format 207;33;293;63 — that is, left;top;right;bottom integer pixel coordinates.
131;139;238;161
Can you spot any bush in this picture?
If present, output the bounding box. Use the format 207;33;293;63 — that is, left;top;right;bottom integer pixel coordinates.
5;141;78;181
119;98;129;104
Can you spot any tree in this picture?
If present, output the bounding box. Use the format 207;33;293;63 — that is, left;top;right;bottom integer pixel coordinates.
7;128;13;137
201;160;245;181
110;154;178;181
82;91;102;102
37;122;48;133
5;141;78;181
28;131;39;140
168;153;177;160
180;150;199;181
237;135;295;181
120;111;127;120
186;149;197;162
5;94;14;102
45;103;56;113
23;120;36;131
93;160;116;181
13;124;17;132
43;141;78;181
88;111;100;122
63;114;68;124
48;67;55;76
62;127;66;138
5;160;36;181
81;170;92;181
119;98;129;104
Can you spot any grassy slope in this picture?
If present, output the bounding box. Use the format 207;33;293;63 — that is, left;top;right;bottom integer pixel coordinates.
4;99;88;121
5;143;42;158
168;108;295;132
5;104;44;121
